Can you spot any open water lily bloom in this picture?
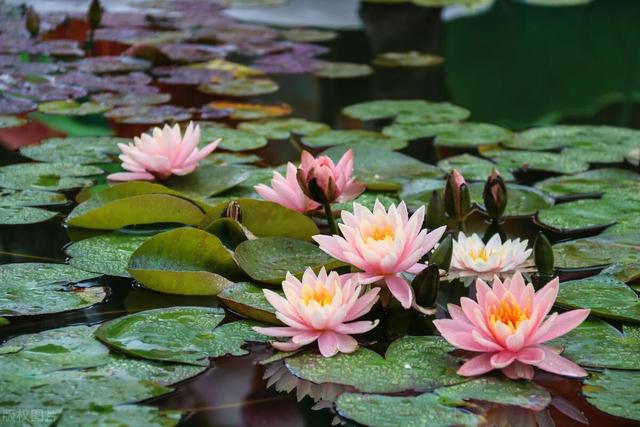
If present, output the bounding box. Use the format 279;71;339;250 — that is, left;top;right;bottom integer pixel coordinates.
313;200;447;309
434;272;590;380
254;267;380;357
107;122;220;181
255;162;321;214
450;233;532;280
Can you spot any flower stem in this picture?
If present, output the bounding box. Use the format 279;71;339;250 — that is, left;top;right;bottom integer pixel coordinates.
458;220;466;233
323;202;339;236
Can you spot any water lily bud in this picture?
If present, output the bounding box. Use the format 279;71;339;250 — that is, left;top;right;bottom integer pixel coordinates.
296;150;364;205
426;190;446;229
483;168;507;219
443;169;471;222
430;234;453;271
223;200;242;223
88;0;103;30
25;6;40;38
534;232;554;276
412;264;440;309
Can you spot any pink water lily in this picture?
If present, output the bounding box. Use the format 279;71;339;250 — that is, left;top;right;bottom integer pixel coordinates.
254;267;380;357
107;122;220;181
313;200;447;309
255;163;321;214
434;272;590;380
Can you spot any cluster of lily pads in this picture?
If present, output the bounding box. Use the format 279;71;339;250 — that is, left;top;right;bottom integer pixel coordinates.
0;1;640;427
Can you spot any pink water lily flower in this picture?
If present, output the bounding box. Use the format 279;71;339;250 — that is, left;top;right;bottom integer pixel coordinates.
254;267;380;357
296;149;365;204
107;122;220;181
313;200;447;309
255;163;321;214
434;272;590;380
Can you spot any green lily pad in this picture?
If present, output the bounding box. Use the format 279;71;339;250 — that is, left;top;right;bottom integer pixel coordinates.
234;237;342;285
0;317;8;327
201;217;251;250
0;162;102;191
507;125;640;152
554;235;640;276
628;147;640;166
538;196;640;232
302;130;408;150
286;336;464;393
218;282;280;324
382;122;459;141
90;92;171;107
333;191;400;212
238;118;329;140
201;152;262;165
167;164;251;198
343;100;469;123
336;392;483;427
437;154;514;181
583;370;640;421
66;182;205;230
0;262;99;287
20;136;128;164
66;232;155;277
482;148;590;174
199;125;268;152
550;318;640;370
373;51;444;68
313;62;373;79
0;189;66;206
0;115;26;128
95;307;266;366
198;78;279;97
201;199;319;241
535;168;640;198
556;274;640;323
0;206;58;224
56;406;182;427
434;122;513;148
127;227;238;295
282;28;337;43
322;144;442;189
37;100;109;116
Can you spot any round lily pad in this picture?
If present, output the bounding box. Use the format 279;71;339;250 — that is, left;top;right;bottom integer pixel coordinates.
0;162;102;191
0;94;36;115
167;164;251;198
56;406;183;427
536;198;636;232
0;189;66;207
383;122;459;141
373;51;444;68
535;168;640;198
218;282;280;324
90;92;171;107
194;59;265;79
37;100;109;116
0;115;26;128
105;104;192;124
205;101;292;120
583;370;640;421
507;125;640;151
482;148;590;175
434;122;513;148
198;78;279;97
437;154;514;181
313;62;373;79
238;118;329;139
343;100;449;122
75;56;151;74
302;129;407;150
199;125;268;152
283;28;337;43
234;237;342;284
20;136;128;164
0;206;58;224
553;235;640;274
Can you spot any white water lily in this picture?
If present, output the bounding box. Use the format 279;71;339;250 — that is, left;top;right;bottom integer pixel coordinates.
450;233;532;280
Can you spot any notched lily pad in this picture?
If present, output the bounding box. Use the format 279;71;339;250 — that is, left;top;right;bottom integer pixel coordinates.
482;148;590;175
75;56;151;74
199;125;268;152
167;164;251;198
583;370;640;421
283;28;338;43
20;136;128;164
198;78;279;97
434;122;513;148
238;118;329;139
37;100;109;116
90;92;171;107
0;162;102;191
302;129;408;150
0;206;58;224
343;99;466;122
437;154;513;181
218;282;280;324
205;101;292;120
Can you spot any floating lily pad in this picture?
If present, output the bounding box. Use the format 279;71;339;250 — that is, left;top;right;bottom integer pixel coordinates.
302;129;407;150
95;307;266;366
90;92;171;107
56;406;183;427
554;235;640;276
583;370;640;422
434;122;513;148
537;198;639;232
482;148;590;175
556;274;640;323
507;125;640;152
285;336;464;393
0;94;36;115
199;125;268;152
198;78;279;97
283;28;337;43
201;199;319;240
167;165;251;198
238;118;329;139
383;122;459;141
313;62;373;79
0;162;102;191
218;282;280;324
253;52;322;74
0;189;66;207
205;101;292;120
550;318;640;370
343;99;467;123
106;104;192;124
66;232;155;277
202;152;261;165
201;217;251;250
128;228;238;295
628;147;640;167
437;154;513;181
234;237;342;284
194;59;264;78
535;168;640;198
0;206;58;224
0;115;26;128
373;51;444;68
75;56;151;74
20;136;128;164
37;100;109;116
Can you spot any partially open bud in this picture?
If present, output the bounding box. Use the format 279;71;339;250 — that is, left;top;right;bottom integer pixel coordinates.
222;200;242;223
534;232;554;276
88;0;103;30
412;264;440;313
443;169;471;223
25;6;40;38
426;190;446;229
483;169;507;219
296;150;364;205
430;233;453;271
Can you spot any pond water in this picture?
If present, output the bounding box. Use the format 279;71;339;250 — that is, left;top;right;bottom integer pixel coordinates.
1;0;640;426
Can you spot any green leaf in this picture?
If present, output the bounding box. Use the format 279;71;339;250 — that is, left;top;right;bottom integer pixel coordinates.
199;125;268;152
554;235;640;278
537;199;620;232
234;237;342;285
508;125;640;153
283;28;337;42
373;51;444;68
218;282;280;324
556;274;640;323
583;370;640;421
0;317;8;327
434;122;513;148
482;148;590;175
166;164;251;198
201;199;319;240
198;78;279;96
383;122;459;141
342;99;468;123
312;62;373;79
285;336;465;393
66;232;155;277
550;318;640;370
0;162;102;191
127;227;238;295
37;100;109;115
238;118;329;139
0;115;26;128
95;307;266;365
0;189;66;207
302;130;408;150
535;168;640;198
56;405;183;427
333;191;400;212
438;154;514;181
201;217;251;250
0;206;58;224
19;136;127;164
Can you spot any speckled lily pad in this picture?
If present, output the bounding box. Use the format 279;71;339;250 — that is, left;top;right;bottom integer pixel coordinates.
198;78;279;97
238;118;329;139
37;100;109;116
313;62;373;79
218;282;279;324
373;51;444;68
0;163;102;191
199;125;268;151
583;370;640;421
302;129;407;150
20;136;127;164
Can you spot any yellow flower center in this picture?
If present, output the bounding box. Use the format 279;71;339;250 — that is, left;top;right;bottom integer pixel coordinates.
365;224;395;244
468;248;490;262
301;281;334;307
488;295;530;333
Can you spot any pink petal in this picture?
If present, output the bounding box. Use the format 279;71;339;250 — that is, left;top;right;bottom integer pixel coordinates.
335;332;358;353
384;275;413;309
335;320;379;335
317;331;339;357
490;351;516;369
272;340;303;352
515;346;545;364
529;309;590;345
457;352;496;376
292;331;321;345
501;361;535;380
534;345;588;377
253;326;298;337
107;172;155;181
